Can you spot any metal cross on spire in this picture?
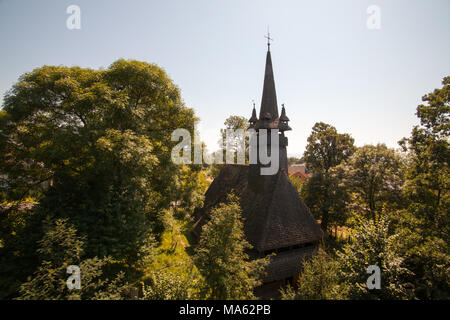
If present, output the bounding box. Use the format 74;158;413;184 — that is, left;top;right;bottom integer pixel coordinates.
265;28;273;51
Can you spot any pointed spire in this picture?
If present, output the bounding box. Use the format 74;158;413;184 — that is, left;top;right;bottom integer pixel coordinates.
280;104;289;122
249;100;258;128
259;46;279;123
279;103;292;132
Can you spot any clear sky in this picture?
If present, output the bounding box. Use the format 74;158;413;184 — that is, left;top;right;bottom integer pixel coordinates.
1;0;449;157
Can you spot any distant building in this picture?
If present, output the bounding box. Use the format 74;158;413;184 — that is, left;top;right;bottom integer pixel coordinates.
288;164;311;181
288;164;306;175
192;39;322;298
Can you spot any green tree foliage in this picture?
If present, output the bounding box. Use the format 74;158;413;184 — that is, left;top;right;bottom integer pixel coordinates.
209;115;249;177
207;115;252;178
394;76;450;299
337;216;414;300
171;165;209;219
288;175;304;195
303;122;356;232
0;60;197;298
280;250;346;300
399;76;449;231
0;206;45;298
342;144;405;221
304;122;356;174
17;218;131;300
142;267;200;300
194;195;270;299
283;216;415;300
0;59;195;230
290;79;449;300
220;115;249;155
391;211;450;299
303;165;351;233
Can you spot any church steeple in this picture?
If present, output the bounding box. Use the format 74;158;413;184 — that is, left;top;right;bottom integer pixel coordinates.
247;36;291;174
258;48;279;124
249;101;258;128
193;34;323;293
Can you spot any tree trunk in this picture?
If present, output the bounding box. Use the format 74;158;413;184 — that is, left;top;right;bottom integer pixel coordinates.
321;210;329;233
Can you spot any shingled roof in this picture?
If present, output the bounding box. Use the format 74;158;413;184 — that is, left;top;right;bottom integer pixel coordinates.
192;165;323;253
260;245;317;283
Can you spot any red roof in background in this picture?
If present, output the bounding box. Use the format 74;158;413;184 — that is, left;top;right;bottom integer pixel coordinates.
288;171;311;180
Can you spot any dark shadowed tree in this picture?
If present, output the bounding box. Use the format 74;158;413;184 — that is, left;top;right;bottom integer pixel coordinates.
17;218;132;300
303;122;355;232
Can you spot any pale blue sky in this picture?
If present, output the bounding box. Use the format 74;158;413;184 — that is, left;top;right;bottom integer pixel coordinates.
0;0;449;156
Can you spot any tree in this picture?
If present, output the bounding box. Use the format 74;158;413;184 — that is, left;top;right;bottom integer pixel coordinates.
0;60;196;255
395;76;450;299
337;215;414;300
302;165;351;235
194;195;269;299
142;267;201;300
17;218;131;300
289;175;304;195
342;144;405;222
207;115;250;178
399;76;449;230
220;115;249;163
171;165;209;219
303;122;356;232
391;211;450;300
0;59;197;297
280;250;346;300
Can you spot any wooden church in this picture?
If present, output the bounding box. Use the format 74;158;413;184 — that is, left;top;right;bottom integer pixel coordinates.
192;38;323;297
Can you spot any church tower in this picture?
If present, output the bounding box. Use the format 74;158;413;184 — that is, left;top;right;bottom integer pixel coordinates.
249;36;291;174
193;35;323;298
